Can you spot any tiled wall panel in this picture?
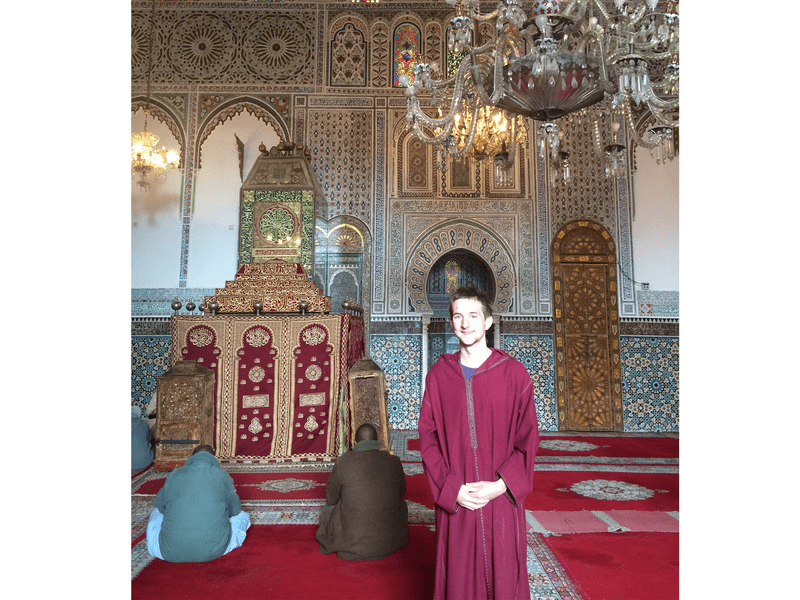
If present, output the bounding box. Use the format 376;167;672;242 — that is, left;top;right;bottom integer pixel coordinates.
131;336;171;413
620;336;679;431
369;334;423;430
132;331;679;432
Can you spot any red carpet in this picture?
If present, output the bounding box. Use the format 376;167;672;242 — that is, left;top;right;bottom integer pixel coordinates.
134;470;437;507
405;472;435;508
540;532;678;600
133;432;679;599
134;471;330;501
525;471;678;511
536;435;678;459
131;524;436;600
408;434;678;460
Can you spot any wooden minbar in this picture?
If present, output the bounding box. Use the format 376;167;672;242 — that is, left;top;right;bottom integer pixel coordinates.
170;260;364;463
166;141;364;463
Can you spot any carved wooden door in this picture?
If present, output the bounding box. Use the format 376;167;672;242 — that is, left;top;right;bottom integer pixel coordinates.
552;221;623;431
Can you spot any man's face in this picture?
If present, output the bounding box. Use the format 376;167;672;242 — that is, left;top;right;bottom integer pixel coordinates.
451;297;493;348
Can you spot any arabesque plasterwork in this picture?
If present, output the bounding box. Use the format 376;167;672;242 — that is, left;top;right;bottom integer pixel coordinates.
132;2;678;433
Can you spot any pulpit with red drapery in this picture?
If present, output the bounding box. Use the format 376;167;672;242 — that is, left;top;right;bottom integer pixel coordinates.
169;262;364;462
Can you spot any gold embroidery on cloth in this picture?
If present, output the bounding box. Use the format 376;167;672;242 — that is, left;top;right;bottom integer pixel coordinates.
189;326;214;347
299;392;326;406
305;364;322;381
246;328;271;347
249;366;266;382
172;313;359;461
243;394;270;408
302;326;326;345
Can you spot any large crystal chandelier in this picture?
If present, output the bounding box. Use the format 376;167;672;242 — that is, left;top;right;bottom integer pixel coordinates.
132;0;180;191
404;0;679;172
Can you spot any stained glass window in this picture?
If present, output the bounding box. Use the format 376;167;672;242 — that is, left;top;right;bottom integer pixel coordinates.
393;23;420;87
445;260;459;293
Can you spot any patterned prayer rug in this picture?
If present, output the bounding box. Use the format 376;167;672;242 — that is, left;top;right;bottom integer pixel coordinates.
525;471;679;512
536;434;678;460
132;464;435;509
527;531;585;600
527;510;679;535
133;470;331;501
406;431;679;460
406;431;679;471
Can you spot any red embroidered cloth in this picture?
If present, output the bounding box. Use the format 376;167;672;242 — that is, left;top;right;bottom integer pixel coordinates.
171;313;364;461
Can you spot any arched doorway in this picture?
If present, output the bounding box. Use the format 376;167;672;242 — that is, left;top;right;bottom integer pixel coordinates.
552;220;624;431
314;217;370;320
426;250;496;361
405;220;516;314
426;250;496;317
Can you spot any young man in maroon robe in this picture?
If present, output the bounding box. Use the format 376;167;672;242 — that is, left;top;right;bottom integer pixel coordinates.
418;286;539;599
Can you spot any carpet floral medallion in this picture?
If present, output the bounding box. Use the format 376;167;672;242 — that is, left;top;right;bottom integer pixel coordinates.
539;440;600;452
567;479;658;501
243;477;326;494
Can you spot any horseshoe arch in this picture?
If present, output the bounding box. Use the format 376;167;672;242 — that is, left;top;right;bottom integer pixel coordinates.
405;220;516;314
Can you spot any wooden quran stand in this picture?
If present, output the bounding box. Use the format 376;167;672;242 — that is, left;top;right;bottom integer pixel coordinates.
347;358;390;453
153;360;215;471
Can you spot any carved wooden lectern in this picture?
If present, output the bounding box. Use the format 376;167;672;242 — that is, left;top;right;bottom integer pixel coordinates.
154;360;215;471
347;358;390;452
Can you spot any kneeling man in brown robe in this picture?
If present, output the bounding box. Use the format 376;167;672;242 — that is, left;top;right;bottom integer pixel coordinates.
316;423;408;560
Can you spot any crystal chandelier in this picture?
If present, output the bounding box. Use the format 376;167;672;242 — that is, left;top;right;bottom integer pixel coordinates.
132;0;180;191
451;104;527;163
430;87;527;173
602;122;627;178
132;120;180;191
643;125;676;164
538;122;572;183
404;0;679;173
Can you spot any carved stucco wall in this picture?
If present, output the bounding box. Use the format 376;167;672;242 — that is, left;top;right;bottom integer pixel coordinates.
131;2;678;433
132;2;651;320
405;219;517;314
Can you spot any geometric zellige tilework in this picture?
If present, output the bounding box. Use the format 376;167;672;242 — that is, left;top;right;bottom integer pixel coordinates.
130;333;679;433
620;336;679;432
369;334;423;430
131;336;171;413
502;334;557;431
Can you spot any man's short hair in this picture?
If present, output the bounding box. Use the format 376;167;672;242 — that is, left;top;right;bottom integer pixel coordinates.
355;423;378;442
448;286;493;319
192;444;215;455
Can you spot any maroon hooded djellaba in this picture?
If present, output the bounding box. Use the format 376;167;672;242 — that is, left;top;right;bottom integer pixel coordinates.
418;348;540;600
